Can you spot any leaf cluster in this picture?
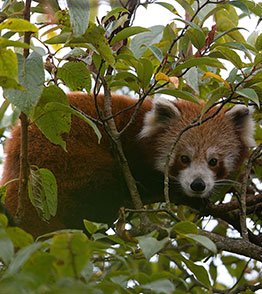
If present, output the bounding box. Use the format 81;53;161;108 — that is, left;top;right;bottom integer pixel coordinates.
1;213;258;294
0;0;262;293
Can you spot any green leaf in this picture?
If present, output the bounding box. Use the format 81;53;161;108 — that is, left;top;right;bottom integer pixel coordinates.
44;102;102;143
175;253;211;288
228;0;250;17
156;2;177;13
156;88;198;103
102;7;129;24
57;61;91;92
235;88;260;107
255;33;262;51
173;221;198;234
108;14;128;34
4;52;44;115
186;234;217;254
28;167;58;221
0;37;30;49
175;18;201;29
84;24;115;66
32;86;71;150
0;184;7;204
173;57;225;75
66;0;90;36
254;164;262;179
247;31;259;47
254;53;262;66
7;227;33;249
0;228;14;265
226;42;252;61
142;279;175;294
111;26;150;46
216;46;243;69
215;13;246;43
174;0;194;17
114;71;139;82
45;25;115;66
182;256;211;288
136;58;153;90
0;214;8;228
186;28;206;50
137;234;168;260
130;25;164;58
83;220;99;235
6;242;43;276
83;219;108;235
148;45;163;62
50;232;89;278
0;18;38;32
0;48;17;80
201;86;231;115
39;169;57;217
44;32;71;44
214;42;251;56
0;76;23;90
200;6;224;26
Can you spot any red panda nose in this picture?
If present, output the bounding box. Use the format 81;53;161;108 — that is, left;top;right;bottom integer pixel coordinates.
190;178;206;192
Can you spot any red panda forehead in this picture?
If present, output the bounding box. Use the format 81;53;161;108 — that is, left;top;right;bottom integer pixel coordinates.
174;100;228;121
168;102;236;139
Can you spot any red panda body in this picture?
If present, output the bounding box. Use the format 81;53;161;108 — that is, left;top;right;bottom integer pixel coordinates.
1;93;255;237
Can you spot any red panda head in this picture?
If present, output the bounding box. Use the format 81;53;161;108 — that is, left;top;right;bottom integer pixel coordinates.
139;98;256;198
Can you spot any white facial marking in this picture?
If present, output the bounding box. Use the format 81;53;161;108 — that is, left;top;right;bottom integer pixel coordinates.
206;146;217;162
139;97;181;139
177;162;215;197
225;105;256;148
155;146;195;173
240;107;256;147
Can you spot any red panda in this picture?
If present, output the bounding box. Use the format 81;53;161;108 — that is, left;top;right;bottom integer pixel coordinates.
1;93;256;237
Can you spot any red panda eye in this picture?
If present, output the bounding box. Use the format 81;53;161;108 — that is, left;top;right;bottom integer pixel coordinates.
181;155;190;164
209;158;218;167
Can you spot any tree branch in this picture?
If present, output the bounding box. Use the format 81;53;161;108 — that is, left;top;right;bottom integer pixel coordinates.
101;77;145;212
198;230;262;261
16;0;32;222
239;144;262;240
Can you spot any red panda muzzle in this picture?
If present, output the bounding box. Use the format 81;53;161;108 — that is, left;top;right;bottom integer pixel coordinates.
190;178;206;193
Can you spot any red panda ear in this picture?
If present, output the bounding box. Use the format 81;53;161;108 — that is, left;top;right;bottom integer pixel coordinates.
139;98;181;138
225;105;256;148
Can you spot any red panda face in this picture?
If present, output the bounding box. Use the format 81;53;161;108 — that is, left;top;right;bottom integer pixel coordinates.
139;98;256;198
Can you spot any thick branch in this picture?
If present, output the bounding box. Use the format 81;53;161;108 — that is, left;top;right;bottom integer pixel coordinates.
101;79;144;212
199;230;262;262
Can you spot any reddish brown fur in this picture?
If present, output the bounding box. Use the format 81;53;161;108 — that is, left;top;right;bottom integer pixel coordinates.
165;102;248;175
2;94;157;236
1;94;251;237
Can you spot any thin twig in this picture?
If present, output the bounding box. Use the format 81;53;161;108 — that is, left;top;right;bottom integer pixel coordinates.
239;144;262;240
229;259;251;291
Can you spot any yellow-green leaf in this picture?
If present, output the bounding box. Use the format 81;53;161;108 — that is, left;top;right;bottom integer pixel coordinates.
0;18;38;32
202;72;230;88
155;72;170;82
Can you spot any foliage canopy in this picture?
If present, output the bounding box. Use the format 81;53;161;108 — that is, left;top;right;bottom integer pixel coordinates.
0;0;262;293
